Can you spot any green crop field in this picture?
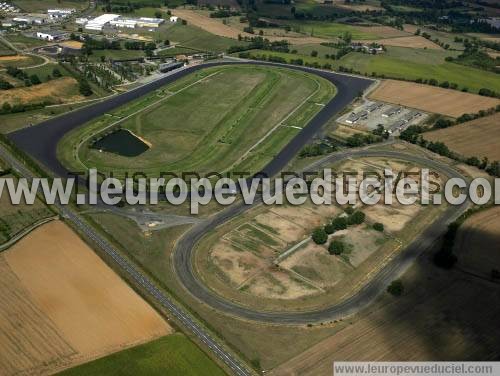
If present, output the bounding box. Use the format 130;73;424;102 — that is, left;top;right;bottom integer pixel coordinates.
288;21;381;40
242;46;500;94
57;64;336;176
58;334;226;376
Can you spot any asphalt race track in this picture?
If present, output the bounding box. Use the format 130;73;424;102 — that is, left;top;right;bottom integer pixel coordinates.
8;60;373;178
173;148;469;324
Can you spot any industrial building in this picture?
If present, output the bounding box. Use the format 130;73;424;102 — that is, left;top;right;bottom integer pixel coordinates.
345;110;368;124
0;2;19;13
47;8;75;19
36;30;67;41
84;13;120;31
109;18;137;28
136;17;164;28
159;61;184;73
382;106;402;118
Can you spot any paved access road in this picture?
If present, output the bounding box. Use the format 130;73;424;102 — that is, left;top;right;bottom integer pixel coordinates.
173;148;470;324
8;61;373;178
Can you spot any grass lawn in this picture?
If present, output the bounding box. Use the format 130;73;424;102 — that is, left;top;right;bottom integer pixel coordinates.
58;64;335;176
0;54;45;69
58;334;226;376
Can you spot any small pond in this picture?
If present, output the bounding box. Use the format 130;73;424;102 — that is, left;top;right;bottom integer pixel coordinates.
91;129;150;157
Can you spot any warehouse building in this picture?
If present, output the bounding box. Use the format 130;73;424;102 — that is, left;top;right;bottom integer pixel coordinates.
85;13;120;31
36;30;67;41
136;17;164;28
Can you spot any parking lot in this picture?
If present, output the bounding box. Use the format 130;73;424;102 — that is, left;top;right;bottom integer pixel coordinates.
337;100;429;134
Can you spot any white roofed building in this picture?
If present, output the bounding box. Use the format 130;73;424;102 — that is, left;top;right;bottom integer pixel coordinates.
136;17;164;28
85;13;120;31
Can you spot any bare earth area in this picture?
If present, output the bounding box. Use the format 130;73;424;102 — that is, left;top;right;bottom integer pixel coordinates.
0;77;82;105
357;25;411;39
361;36;441;50
424;113;500;161
172;9;327;44
369;80;500;117
1;221;172;376
455;206;500;278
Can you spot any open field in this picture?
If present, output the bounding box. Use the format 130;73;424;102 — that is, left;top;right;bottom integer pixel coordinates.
0;77;82;105
0;53;45;68
194;156;446;311
360;35;442;50
0;221;172;375
455;207;500;279
58;65;335;176
369;80;500;117
3;33;50;49
272;257;500;376
171;8;327;44
240;46;500;94
424;113;500;161
59;334;225;376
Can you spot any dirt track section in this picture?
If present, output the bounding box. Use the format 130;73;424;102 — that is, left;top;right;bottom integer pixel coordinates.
369;79;500;117
1;221;172;375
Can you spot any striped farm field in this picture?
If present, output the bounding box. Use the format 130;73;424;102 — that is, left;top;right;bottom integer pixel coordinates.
369;80;500;117
424;113;500;161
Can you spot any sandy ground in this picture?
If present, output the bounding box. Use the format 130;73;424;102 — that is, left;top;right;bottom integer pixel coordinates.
0;54;28;61
359;35;442;49
370;79;500;117
172;9;327;45
2;221;172;375
455;206;500;278
59;40;83;49
0;77;83;105
424;112;500;161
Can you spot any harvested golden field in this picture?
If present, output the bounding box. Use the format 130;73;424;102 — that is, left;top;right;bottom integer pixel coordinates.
172;9;327;44
1;221;172;375
370;80;500;117
0;77;82;105
363;35;442;49
455;207;500;278
272;259;500;376
356;25;410;39
424;113;500;161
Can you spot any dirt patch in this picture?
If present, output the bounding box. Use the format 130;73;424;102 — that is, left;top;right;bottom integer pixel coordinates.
424;113;500;161
361;35;441;49
0;77;82;105
369;79;500;117
3;221;172;374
